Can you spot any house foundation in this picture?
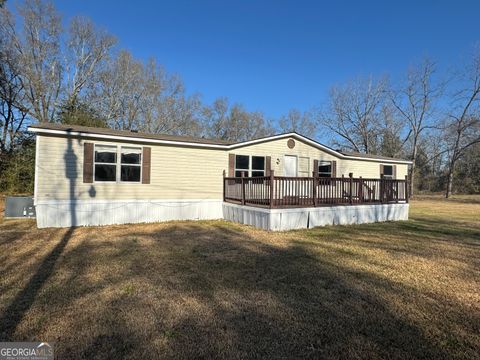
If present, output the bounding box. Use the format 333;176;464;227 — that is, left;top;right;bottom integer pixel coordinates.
222;202;409;231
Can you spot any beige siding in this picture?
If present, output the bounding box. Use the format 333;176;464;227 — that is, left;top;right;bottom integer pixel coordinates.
36;134;408;202
229;137;409;179
36;135;226;201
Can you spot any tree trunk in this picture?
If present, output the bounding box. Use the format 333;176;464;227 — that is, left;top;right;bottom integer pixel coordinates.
445;158;456;198
409;141;418;198
409;163;415;199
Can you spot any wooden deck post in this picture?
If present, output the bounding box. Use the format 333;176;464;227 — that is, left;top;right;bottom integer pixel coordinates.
359;176;363;203
395;179;399;203
349;173;353;205
405;175;409;203
223;170;226;202
269;170;275;208
312;171;317;207
380;174;384;203
241;172;246;205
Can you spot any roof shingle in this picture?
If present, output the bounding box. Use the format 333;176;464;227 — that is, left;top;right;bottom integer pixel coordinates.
28;123;234;145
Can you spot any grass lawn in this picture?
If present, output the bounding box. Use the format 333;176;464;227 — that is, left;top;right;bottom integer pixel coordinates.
0;195;479;359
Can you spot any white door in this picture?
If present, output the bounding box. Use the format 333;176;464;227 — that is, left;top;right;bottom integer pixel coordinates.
284;155;297;177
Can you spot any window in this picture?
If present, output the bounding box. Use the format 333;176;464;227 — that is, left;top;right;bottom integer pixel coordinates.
235;155;249;177
234;155;266;177
94;145;117;182
121;147;142;182
318;161;332;178
94;145;143;182
252;156;265;177
383;165;393;179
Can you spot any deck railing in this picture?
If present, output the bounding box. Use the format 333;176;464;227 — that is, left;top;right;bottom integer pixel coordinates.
223;171;409;209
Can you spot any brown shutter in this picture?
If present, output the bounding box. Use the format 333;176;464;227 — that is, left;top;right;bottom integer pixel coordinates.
83;142;94;183
228;153;235;177
393;165;397;179
313;159;319;177
332;161;337;177
380;164;384;177
142;147;151;184
265;156;271;176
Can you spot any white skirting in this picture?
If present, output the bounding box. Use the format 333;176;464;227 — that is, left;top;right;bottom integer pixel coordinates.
222;202;410;231
35;199;409;230
35;199;223;228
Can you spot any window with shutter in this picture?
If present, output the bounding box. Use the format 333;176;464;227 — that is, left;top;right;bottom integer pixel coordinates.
382;165;394;179
318;161;332;177
87;143;149;183
234;155;266;177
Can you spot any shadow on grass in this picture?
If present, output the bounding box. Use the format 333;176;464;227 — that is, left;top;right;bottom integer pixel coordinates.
0;135;80;341
1;220;478;358
112;223;458;359
0;227;74;340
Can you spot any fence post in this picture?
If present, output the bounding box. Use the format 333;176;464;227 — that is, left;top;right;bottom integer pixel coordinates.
359;176;363;203
241;172;246;205
395;179;399;203
312;171;317;207
270;170;275;208
349;173;353;205
380;174;384;203
405;175;409;203
341;174;345;203
223;170;226;202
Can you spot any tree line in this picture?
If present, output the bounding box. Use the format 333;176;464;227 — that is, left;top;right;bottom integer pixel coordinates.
1;0;479;196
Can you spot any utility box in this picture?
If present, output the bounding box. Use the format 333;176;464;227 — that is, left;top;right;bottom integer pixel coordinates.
5;196;36;218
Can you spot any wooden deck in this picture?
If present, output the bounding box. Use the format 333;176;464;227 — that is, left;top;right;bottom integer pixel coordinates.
224;172;409;209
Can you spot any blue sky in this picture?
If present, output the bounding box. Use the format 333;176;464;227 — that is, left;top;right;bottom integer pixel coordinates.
17;0;480;118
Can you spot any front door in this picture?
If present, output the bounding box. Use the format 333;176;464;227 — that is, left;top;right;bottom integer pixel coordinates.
284;155;297;177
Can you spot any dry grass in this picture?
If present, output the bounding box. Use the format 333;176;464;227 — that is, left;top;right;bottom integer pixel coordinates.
0;195;479;359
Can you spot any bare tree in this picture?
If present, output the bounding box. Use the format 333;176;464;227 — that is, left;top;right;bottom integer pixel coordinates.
389;58;442;196
64;16;116;103
278;109;316;136
154;89;202;136
0;6;29;153
201;97;229;138
92;53;202;135
443;49;480;197
141;61;202;136
318;76;387;153
377;104;405;158
203;98;274;141
93;50;144;129
10;0;63;123
451;143;480;194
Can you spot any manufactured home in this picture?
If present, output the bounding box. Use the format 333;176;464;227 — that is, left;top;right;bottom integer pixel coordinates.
28;123;412;230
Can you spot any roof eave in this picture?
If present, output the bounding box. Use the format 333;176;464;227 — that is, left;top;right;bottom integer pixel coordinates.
27;126;230;149
28;126;413;164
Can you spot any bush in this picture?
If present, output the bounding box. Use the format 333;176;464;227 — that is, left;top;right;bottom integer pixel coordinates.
0;139;35;194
